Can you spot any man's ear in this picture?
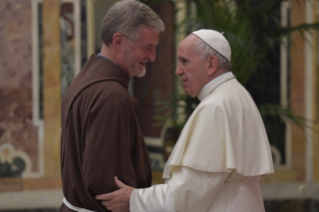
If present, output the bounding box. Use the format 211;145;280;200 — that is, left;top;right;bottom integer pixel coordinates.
207;55;219;76
112;33;125;51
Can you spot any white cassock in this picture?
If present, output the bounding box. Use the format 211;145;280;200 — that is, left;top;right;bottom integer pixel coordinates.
130;72;274;212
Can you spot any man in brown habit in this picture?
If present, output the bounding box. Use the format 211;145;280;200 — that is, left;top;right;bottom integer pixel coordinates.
59;1;165;212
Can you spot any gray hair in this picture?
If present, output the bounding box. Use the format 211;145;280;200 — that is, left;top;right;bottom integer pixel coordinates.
195;37;231;70
101;0;165;46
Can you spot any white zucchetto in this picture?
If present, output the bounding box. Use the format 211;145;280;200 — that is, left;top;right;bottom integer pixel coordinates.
192;29;231;62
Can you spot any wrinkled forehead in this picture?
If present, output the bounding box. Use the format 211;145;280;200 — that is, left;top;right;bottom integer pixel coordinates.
178;34;200;56
133;25;159;45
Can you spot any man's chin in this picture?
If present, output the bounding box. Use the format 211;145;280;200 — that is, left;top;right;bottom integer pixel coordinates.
184;89;194;97
136;67;146;78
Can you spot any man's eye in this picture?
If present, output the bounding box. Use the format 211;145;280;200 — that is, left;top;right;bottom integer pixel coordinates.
142;47;151;52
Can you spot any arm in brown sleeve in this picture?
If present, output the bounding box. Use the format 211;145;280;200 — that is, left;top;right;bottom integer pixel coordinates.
82;96;137;197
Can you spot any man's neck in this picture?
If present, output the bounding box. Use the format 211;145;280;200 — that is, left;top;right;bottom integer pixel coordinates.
100;45;116;63
100;44;129;75
207;69;229;84
201;70;232;91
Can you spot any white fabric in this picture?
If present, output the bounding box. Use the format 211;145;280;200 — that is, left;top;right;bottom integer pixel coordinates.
130;73;273;212
131;167;265;212
163;73;274;178
192;29;231;62
201;71;233;91
63;197;96;212
169;167;231;212
130;184;175;212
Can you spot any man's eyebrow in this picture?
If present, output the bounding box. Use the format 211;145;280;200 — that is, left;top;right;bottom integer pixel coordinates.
141;44;155;47
179;56;188;61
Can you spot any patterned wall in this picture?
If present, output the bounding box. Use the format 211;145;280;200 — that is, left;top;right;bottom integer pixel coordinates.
0;0;40;181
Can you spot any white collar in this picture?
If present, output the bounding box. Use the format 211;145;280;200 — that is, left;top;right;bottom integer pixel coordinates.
201;72;233;91
197;72;235;101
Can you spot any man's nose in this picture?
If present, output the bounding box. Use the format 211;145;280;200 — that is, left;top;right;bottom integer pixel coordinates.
148;48;156;62
175;66;182;76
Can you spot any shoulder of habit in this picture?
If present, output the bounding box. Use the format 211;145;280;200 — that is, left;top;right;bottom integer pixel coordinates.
62;55;130;129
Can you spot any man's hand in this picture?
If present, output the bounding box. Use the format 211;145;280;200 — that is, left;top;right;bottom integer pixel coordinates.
96;176;134;212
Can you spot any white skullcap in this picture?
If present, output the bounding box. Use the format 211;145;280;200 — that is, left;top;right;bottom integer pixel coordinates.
192;29;231;62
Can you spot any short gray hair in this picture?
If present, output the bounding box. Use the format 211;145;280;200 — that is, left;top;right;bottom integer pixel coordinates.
101;0;165;46
195;37;231;70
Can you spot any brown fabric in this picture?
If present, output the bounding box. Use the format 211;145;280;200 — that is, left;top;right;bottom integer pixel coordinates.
60;55;152;212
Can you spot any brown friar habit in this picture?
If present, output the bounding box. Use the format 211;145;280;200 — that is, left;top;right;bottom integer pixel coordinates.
60;55;152;212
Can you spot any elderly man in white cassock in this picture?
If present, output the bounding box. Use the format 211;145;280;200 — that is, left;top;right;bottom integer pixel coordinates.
96;29;274;212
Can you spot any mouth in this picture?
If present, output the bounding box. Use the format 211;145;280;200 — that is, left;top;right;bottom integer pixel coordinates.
182;81;188;87
139;61;148;66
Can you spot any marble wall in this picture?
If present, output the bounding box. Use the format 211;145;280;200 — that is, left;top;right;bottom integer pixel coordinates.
42;0;62;177
0;0;39;178
0;0;64;208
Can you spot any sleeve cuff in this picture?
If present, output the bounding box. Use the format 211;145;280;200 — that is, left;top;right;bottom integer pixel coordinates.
130;185;175;212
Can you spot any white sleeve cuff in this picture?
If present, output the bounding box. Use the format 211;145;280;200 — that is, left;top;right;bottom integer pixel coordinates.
130;184;175;212
168;167;231;212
